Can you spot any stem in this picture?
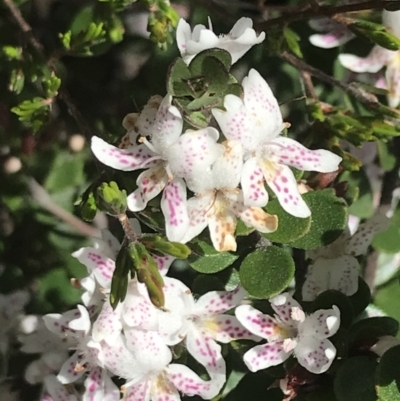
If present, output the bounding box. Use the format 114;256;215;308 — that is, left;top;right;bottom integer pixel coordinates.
27;177;100;237
118;213;138;244
256;0;400;30
280;51;387;112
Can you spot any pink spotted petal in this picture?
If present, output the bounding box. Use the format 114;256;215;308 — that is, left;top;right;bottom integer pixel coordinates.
241;157;269;207
195;286;247;316
232;193;278;234
92;301;122;346
212;314;261;343
180;193;214;244
43;308;87;338
262;162;310;218
243;341;290;372
208;201;237;252
72;247;115;289
68;305;91;334
302;256;359;301
242;69;283;141
176;18;192;54
235;305;280;341
161;178;190;242
300;306;340;340
269;136;342;173
151;95;183;151
165;127;221;179
152;254;175;276
157;277;192;345
151;377;181;401
212;95;259;150
127;165;168;212
309;28;354;49
339;46;395;73
44;375;78;401
123;381;151;401
91;137;157;171
167;363;224;399
101;336;145;382
124;327;172;372
83;368;120;401
346;212;390;256
185;326;226;379
57;351;87;384
122;282;158;330
270;293;303;328
294;337;336;374
386;61;400;108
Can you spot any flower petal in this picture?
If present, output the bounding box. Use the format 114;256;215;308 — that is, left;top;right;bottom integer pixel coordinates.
157;277;191;345
166;128;221;180
180;193;213;244
152;254;175;276
122;282;158;330
44;375;78;401
302;256;359;301
167;363;224;399
232;193;278;234
72;247;115;289
235;304;280;340
124;327;172;372
83;368;120;401
262;162;310;218
124;381;151;401
176;18;192;54
299;306;340;340
339;46;394;73
127;165;168;212
270;293;302;328
43;308;87;338
243;341;290;372
208;199;237;252
57;352;87;384
151;95;183;151
212;314;261;343
161;178;190;242
185;326;226;379
91;137;156;171
346;212;391;256
241;157;269;207
309;29;354;49
269;136;342;173
195;286;247;316
92;301;122;346
294;337;336;374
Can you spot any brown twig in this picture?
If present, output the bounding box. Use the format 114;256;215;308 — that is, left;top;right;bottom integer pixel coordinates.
256;0;400;30
281;51;383;111
301;71;318;101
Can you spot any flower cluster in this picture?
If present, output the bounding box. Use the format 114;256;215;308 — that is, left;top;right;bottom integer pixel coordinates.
91;18;341;252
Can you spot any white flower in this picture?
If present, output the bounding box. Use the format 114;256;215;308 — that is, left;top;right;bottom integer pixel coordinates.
309;17;354;49
303;212;390;301
91;95;222;241
176;17;265;65
212;69;342;218
181;140;278;251
339;10;400;108
235;293;340;374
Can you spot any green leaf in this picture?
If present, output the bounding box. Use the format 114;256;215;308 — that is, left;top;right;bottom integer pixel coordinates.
376;345;400;401
188;239;238;274
201;56;230;93
141;234;191;259
290;190;348;250
284;27;303;58
239;246;295;298
189;48;232;76
377;141;396;171
110;245;132;309
167;58;192;96
262;198;311;244
334;356;378;401
348;317;399;345
349;277;372;317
